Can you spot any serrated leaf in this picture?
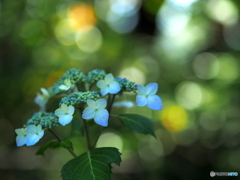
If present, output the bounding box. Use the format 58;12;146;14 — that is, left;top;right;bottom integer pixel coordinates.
117;114;156;138
61;147;122;180
36;139;73;156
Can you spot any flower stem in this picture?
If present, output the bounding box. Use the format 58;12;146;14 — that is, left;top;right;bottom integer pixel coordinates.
48;129;77;158
82;118;93;150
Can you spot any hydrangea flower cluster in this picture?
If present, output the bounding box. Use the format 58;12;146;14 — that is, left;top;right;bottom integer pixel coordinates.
15;69;163;147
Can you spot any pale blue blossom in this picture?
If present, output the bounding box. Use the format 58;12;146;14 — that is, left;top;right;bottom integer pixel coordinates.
59;79;72;91
82;99;109;127
34;88;50;111
15;128;27;147
55;104;75;126
113;101;134;108
96;74;121;96
136;83;162;110
15;125;44;147
25;125;44;146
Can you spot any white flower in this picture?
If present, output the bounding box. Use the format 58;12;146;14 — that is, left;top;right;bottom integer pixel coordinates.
136;83;163;110
82;99;109;127
25;125;44;146
15;125;44;147
96;74;121;96
59;79;72;91
55;104;75;126
113;101;134;108
15;128;27;147
34;88;50;110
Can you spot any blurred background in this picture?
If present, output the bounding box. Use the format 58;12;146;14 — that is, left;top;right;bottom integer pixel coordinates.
1;0;240;179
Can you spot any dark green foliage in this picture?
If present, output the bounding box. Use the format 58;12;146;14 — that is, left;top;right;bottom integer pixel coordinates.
61;147;122;180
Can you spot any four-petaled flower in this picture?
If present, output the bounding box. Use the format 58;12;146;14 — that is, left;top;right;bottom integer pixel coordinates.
25;125;44;146
15;128;27;147
15;125;44;147
136;83;162;110
82;99;109;127
59;79;72;91
34;88;50;110
55;104;75;126
96;74;121;96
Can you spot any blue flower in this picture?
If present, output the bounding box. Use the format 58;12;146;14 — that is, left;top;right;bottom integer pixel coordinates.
136;83;163;110
34;88;50;111
82;99;109;127
25;125;44;146
55;104;75;126
59;79;72;91
15;128;27;147
113;101;134;108
15;125;44;146
96;74;121;96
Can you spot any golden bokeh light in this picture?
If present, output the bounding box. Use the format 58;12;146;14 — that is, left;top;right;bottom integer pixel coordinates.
67;4;97;33
160;104;188;132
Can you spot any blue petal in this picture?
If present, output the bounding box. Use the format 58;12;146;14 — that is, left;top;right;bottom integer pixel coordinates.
136;95;147;106
59;115;73;126
109;82;121;94
94;109;109;127
100;87;109;96
82;107;95;120
147;95;163;110
16;136;26;147
146;83;158;95
26;134;40;146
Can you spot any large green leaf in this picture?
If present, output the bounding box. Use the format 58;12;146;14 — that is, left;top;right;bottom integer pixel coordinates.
36;139;73;156
61;147;121;180
117;114;156;138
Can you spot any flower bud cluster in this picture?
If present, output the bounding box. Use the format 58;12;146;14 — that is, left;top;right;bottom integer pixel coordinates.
25;112;59;129
48;69;85;95
85;69;106;83
59;91;100;106
114;77;137;92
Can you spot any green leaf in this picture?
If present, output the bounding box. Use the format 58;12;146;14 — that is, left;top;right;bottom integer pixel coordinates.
61;147;122;180
117;114;156;138
36;139;73;156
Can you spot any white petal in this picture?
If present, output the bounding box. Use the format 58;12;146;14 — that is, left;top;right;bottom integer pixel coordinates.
55;109;65;117
36;124;42;133
15;128;26;136
105;74;114;83
68;105;75;115
59;84;68;90
61;104;68;112
109;82;121;94
96;99;107;109
82;107;95;120
94;109;109;127
147;95;163;110
96;80;107;89
136;95;147;106
16;136;26;147
40;88;49;96
26;125;37;134
113;101;134;108
100;87;109;96
26;134;40;146
146;83;158;95
59;115;73;126
137;84;146;95
87;99;96;108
